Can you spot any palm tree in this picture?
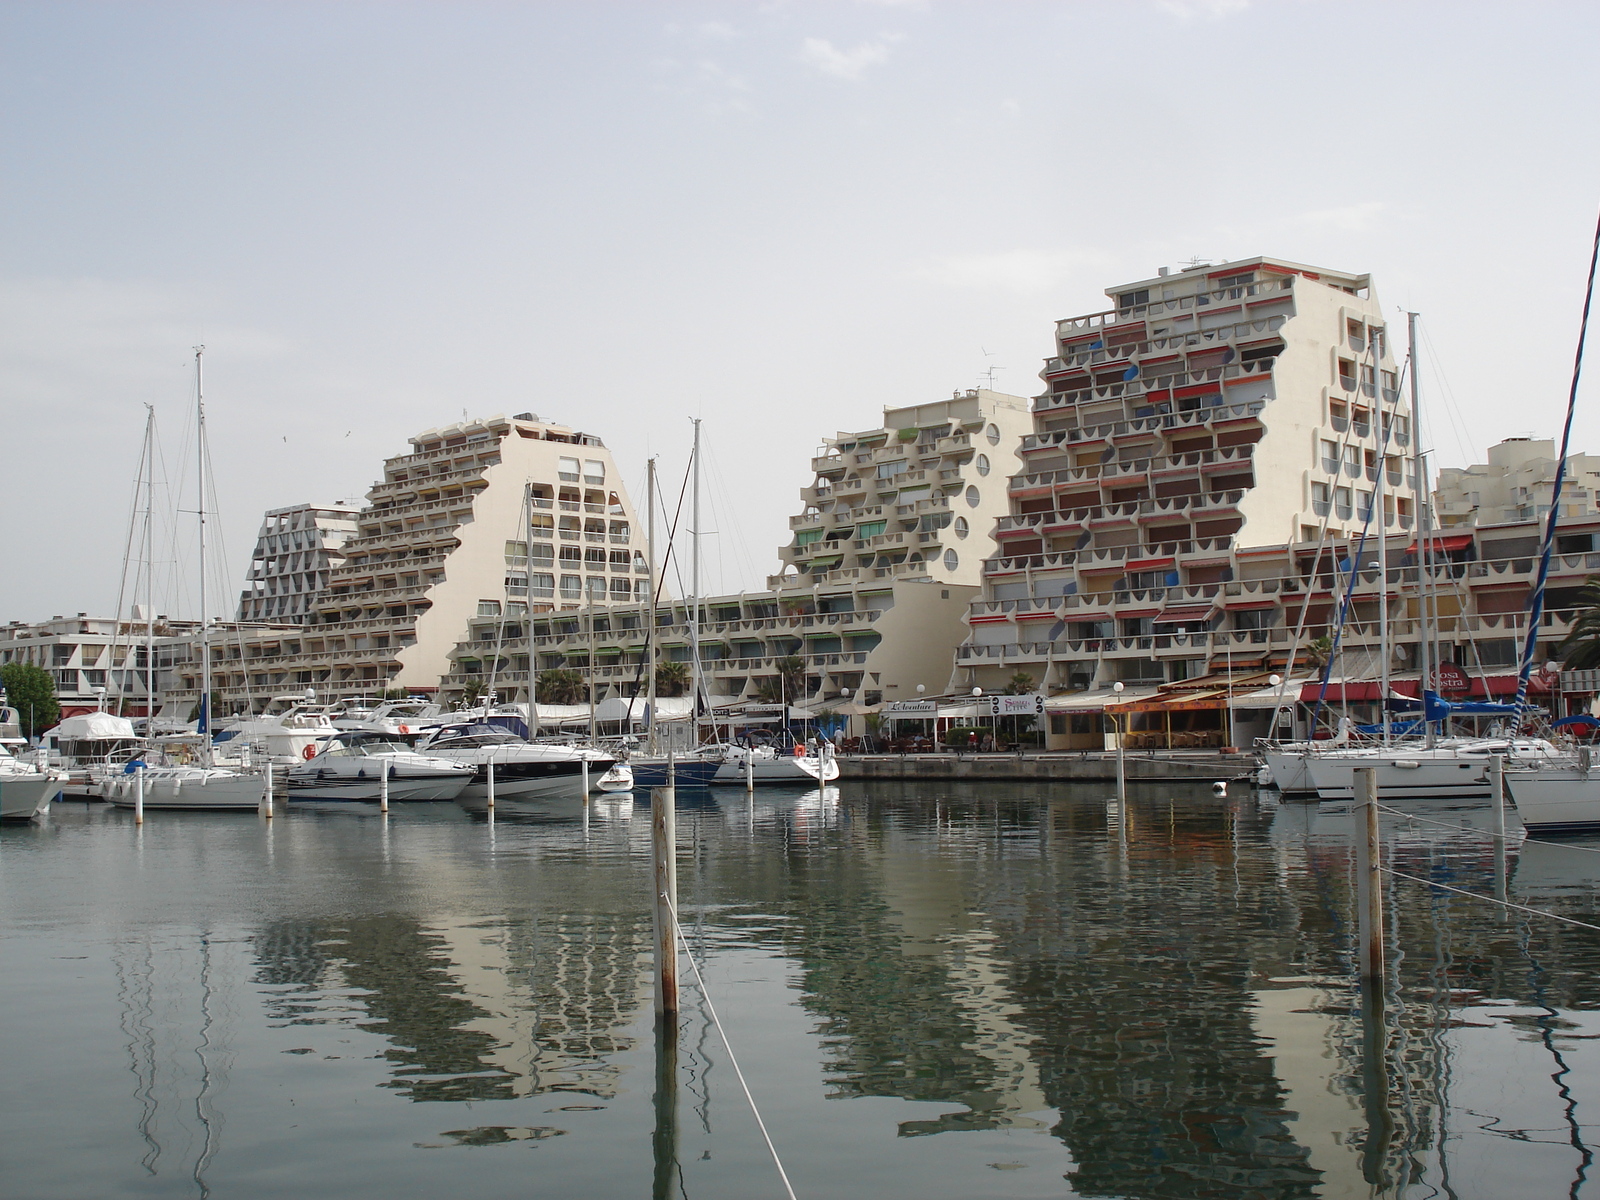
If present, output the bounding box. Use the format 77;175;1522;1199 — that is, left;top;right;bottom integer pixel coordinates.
1005;671;1036;695
1558;578;1600;668
536;668;587;705
755;656;806;706
654;661;690;698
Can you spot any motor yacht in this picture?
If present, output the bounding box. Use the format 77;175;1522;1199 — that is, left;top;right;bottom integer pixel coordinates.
0;744;62;820
411;723;628;800
287;731;475;802
37;711;145;798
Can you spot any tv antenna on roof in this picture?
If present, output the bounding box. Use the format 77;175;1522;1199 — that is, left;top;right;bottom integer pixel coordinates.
980;347;1005;390
1183;255;1214;269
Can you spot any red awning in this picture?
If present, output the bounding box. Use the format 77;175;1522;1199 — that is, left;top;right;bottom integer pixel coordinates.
1118;607;1160;619
968;614;1010;624
1126;557;1175;571
1405;534;1474;554
1223;598;1278;610
1299;681;1383;702
1015;611;1058;621
1469;673;1554;697
1153;604;1216;624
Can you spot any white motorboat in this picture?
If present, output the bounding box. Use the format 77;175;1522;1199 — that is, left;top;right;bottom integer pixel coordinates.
37;711;145;798
0;744;62;820
412;723;623;800
1505;758;1600;835
711;743;841;786
334;698;444;736
287;732;475;801
1305;738;1563;801
213;699;341;766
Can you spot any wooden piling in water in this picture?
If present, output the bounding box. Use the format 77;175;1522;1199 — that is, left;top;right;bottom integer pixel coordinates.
652;773;679;1019
1354;766;1384;982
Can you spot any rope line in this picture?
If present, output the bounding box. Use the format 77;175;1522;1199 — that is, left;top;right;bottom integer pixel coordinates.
1374;802;1600;858
1380;866;1600;933
664;895;799;1200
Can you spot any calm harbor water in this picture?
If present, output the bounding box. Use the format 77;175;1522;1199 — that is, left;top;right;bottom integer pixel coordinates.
4;782;1600;1200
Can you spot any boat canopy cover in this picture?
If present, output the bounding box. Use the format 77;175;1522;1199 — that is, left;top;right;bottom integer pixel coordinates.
46;713;138;740
1553;714;1600;730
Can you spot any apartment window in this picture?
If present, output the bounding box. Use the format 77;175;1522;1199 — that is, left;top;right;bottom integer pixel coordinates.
530;514;554;538
585;577;607;600
1234;608;1274;630
976;454;991;476
584;547;606;565
1338;359;1356;389
1311;482;1331;516
986;424;1001;445
943;549;959;572
558;456;580;482
478;600;501;617
876;459;907;480
966;486;981;507
560;545;582;562
954;517;969;539
529;542;554;563
1117;289;1150;309
583;459;605;484
529;573;555;598
856;520;887;539
610;578;632;598
1321;440;1339;474
560;575;582;599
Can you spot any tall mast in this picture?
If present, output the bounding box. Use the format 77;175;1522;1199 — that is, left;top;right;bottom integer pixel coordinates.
1374;336;1391;748
524;483;539;738
143;405;157;726
646;456;658;752
194;346;211;763
1408;312;1435;748
689;418;703;745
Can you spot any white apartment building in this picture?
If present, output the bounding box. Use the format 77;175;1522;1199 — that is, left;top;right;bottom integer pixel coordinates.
1435;437;1600;527
439;392;1026;711
162;412;654;713
0;612;215;719
961;255;1421;703
236;502;361;623
774;389;1033;589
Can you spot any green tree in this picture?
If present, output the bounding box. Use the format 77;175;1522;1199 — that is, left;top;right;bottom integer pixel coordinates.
2;662;61;739
1306;635;1334;669
459;677;489;708
1558;578;1600;669
536;668;587;705
1005;671;1036;695
653;661;690;698
755;656;805;705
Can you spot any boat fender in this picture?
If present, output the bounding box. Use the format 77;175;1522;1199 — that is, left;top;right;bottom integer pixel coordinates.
794;744;804;758
302;744;317;760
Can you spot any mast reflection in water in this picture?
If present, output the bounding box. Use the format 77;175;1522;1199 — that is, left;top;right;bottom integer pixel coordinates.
3;783;1600;1199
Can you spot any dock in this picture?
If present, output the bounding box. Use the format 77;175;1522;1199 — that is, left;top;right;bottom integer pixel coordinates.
834;751;1258;784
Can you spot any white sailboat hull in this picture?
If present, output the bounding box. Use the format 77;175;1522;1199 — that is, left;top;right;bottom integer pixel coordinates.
711;750;840;785
106;768;266;810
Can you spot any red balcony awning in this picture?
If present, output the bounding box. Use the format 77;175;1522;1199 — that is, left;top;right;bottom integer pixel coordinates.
1153;604;1216;625
1223;598;1278;610
1406;533;1474;554
1125;556;1175;571
1299;681;1383;702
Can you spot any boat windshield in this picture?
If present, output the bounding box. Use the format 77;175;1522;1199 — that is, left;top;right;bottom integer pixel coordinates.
427;724;524;747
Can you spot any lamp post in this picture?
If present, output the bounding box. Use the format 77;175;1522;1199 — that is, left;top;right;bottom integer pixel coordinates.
1268;673;1285;741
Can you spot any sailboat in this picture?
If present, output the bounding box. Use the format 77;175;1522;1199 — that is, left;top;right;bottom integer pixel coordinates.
1270;313;1561;801
110;348;267;811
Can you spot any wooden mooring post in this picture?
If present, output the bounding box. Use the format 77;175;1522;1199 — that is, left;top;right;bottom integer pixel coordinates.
652;759;679;1020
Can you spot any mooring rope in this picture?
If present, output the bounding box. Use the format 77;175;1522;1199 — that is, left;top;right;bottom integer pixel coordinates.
1380;866;1600;933
1374;802;1600;857
664;894;799;1200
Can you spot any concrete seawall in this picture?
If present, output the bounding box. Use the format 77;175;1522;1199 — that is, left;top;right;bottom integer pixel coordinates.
836;752;1259;783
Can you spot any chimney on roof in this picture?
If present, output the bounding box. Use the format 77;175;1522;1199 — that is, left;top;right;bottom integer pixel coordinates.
1158;266;1170;277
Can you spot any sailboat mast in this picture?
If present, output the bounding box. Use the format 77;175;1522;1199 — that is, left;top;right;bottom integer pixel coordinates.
194;346;211;763
646;456;658;752
1375;350;1391;748
143;405;157;726
1408;312;1436;748
689;418;703;746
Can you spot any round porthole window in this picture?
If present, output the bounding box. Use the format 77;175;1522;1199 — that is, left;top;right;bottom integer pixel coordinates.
986;423;1001;445
954;516;969;539
976;454;991;476
965;486;980;507
944;549;959;572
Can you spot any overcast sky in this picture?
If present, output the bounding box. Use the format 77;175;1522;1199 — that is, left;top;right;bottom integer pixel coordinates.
5;0;1599;622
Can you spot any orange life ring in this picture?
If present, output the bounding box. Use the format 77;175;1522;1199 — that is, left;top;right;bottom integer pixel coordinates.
793;744;804;758
302;743;317;760
398;724;410;734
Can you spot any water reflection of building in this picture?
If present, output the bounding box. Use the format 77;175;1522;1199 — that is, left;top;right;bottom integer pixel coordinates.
252;908;651;1102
